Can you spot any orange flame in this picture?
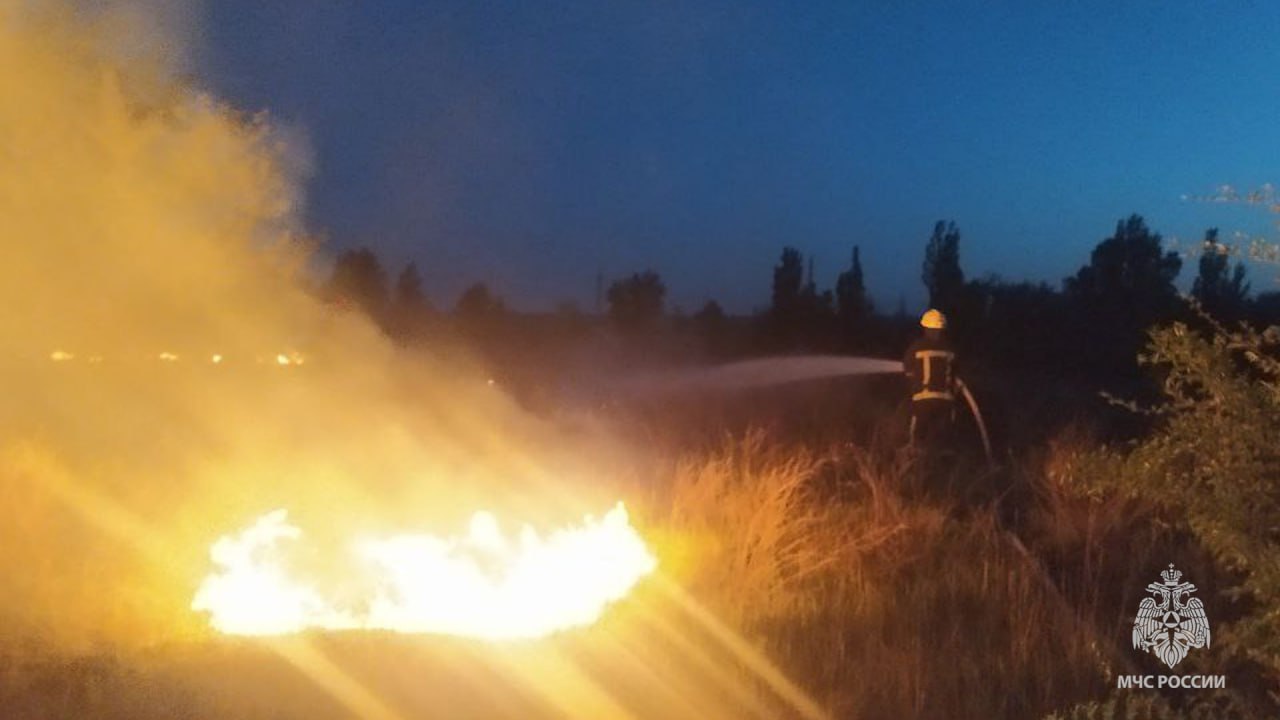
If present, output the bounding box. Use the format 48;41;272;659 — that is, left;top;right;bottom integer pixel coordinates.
192;503;656;639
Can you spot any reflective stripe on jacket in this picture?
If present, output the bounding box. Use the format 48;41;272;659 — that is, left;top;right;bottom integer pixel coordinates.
903;336;956;403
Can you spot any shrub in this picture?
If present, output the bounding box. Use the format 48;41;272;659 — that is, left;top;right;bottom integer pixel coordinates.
1055;310;1280;714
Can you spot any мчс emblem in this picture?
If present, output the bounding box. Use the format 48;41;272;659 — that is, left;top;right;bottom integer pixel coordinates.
1132;564;1211;668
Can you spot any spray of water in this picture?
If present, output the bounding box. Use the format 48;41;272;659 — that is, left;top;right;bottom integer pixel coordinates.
619;355;904;395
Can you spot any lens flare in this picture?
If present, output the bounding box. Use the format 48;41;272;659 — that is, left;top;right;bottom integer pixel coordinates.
192;502;656;640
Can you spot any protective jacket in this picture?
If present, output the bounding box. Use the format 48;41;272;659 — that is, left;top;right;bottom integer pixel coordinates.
903;333;956;404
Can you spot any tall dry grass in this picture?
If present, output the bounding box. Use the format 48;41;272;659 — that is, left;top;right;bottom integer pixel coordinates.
656;431;914;627
651;430;1112;718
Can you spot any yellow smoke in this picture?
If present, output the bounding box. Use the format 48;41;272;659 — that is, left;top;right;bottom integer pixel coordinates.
0;2;623;650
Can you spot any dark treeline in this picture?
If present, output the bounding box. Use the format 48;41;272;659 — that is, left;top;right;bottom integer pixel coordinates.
318;214;1278;405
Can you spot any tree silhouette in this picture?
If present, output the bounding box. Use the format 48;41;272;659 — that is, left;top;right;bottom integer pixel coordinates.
389;262;431;340
607;270;666;332
1065;215;1181;317
965;276;1069;371
798;258;834;335
694;299;726;327
327;247;389;322
1191;228;1249;320
1252;291;1280;326
1065;214;1182;372
455;282;505;324
922;221;964;312
767;247;837;350
771;248;804;322
395;262;428;311
693;300;729;356
836;245;873;325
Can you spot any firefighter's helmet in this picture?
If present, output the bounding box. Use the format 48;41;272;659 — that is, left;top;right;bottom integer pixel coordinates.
920;309;947;330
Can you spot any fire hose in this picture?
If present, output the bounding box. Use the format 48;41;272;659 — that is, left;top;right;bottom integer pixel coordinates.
955;378;993;465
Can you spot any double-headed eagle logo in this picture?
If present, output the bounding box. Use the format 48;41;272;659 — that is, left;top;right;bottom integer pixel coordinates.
1132;564;1211;668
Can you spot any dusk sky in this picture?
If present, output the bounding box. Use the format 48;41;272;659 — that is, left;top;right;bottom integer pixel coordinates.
200;1;1280;313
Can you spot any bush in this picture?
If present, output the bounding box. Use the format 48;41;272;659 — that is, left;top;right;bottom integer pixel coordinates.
1056;310;1280;714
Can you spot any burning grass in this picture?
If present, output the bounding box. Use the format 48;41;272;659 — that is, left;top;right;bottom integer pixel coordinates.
191;503;656;639
0;422;1239;719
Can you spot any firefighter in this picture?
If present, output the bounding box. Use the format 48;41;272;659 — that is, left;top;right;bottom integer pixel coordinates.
903;308;958;450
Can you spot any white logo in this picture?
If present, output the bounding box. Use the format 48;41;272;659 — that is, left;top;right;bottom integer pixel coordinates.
1132;564;1211;668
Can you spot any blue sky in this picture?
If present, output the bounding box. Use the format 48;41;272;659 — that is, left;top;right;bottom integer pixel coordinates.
201;1;1280;312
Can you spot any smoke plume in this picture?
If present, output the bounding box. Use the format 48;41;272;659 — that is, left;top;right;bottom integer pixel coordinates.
0;2;609;650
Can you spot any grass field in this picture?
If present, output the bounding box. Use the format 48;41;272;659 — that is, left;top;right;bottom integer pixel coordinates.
0;377;1259;719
